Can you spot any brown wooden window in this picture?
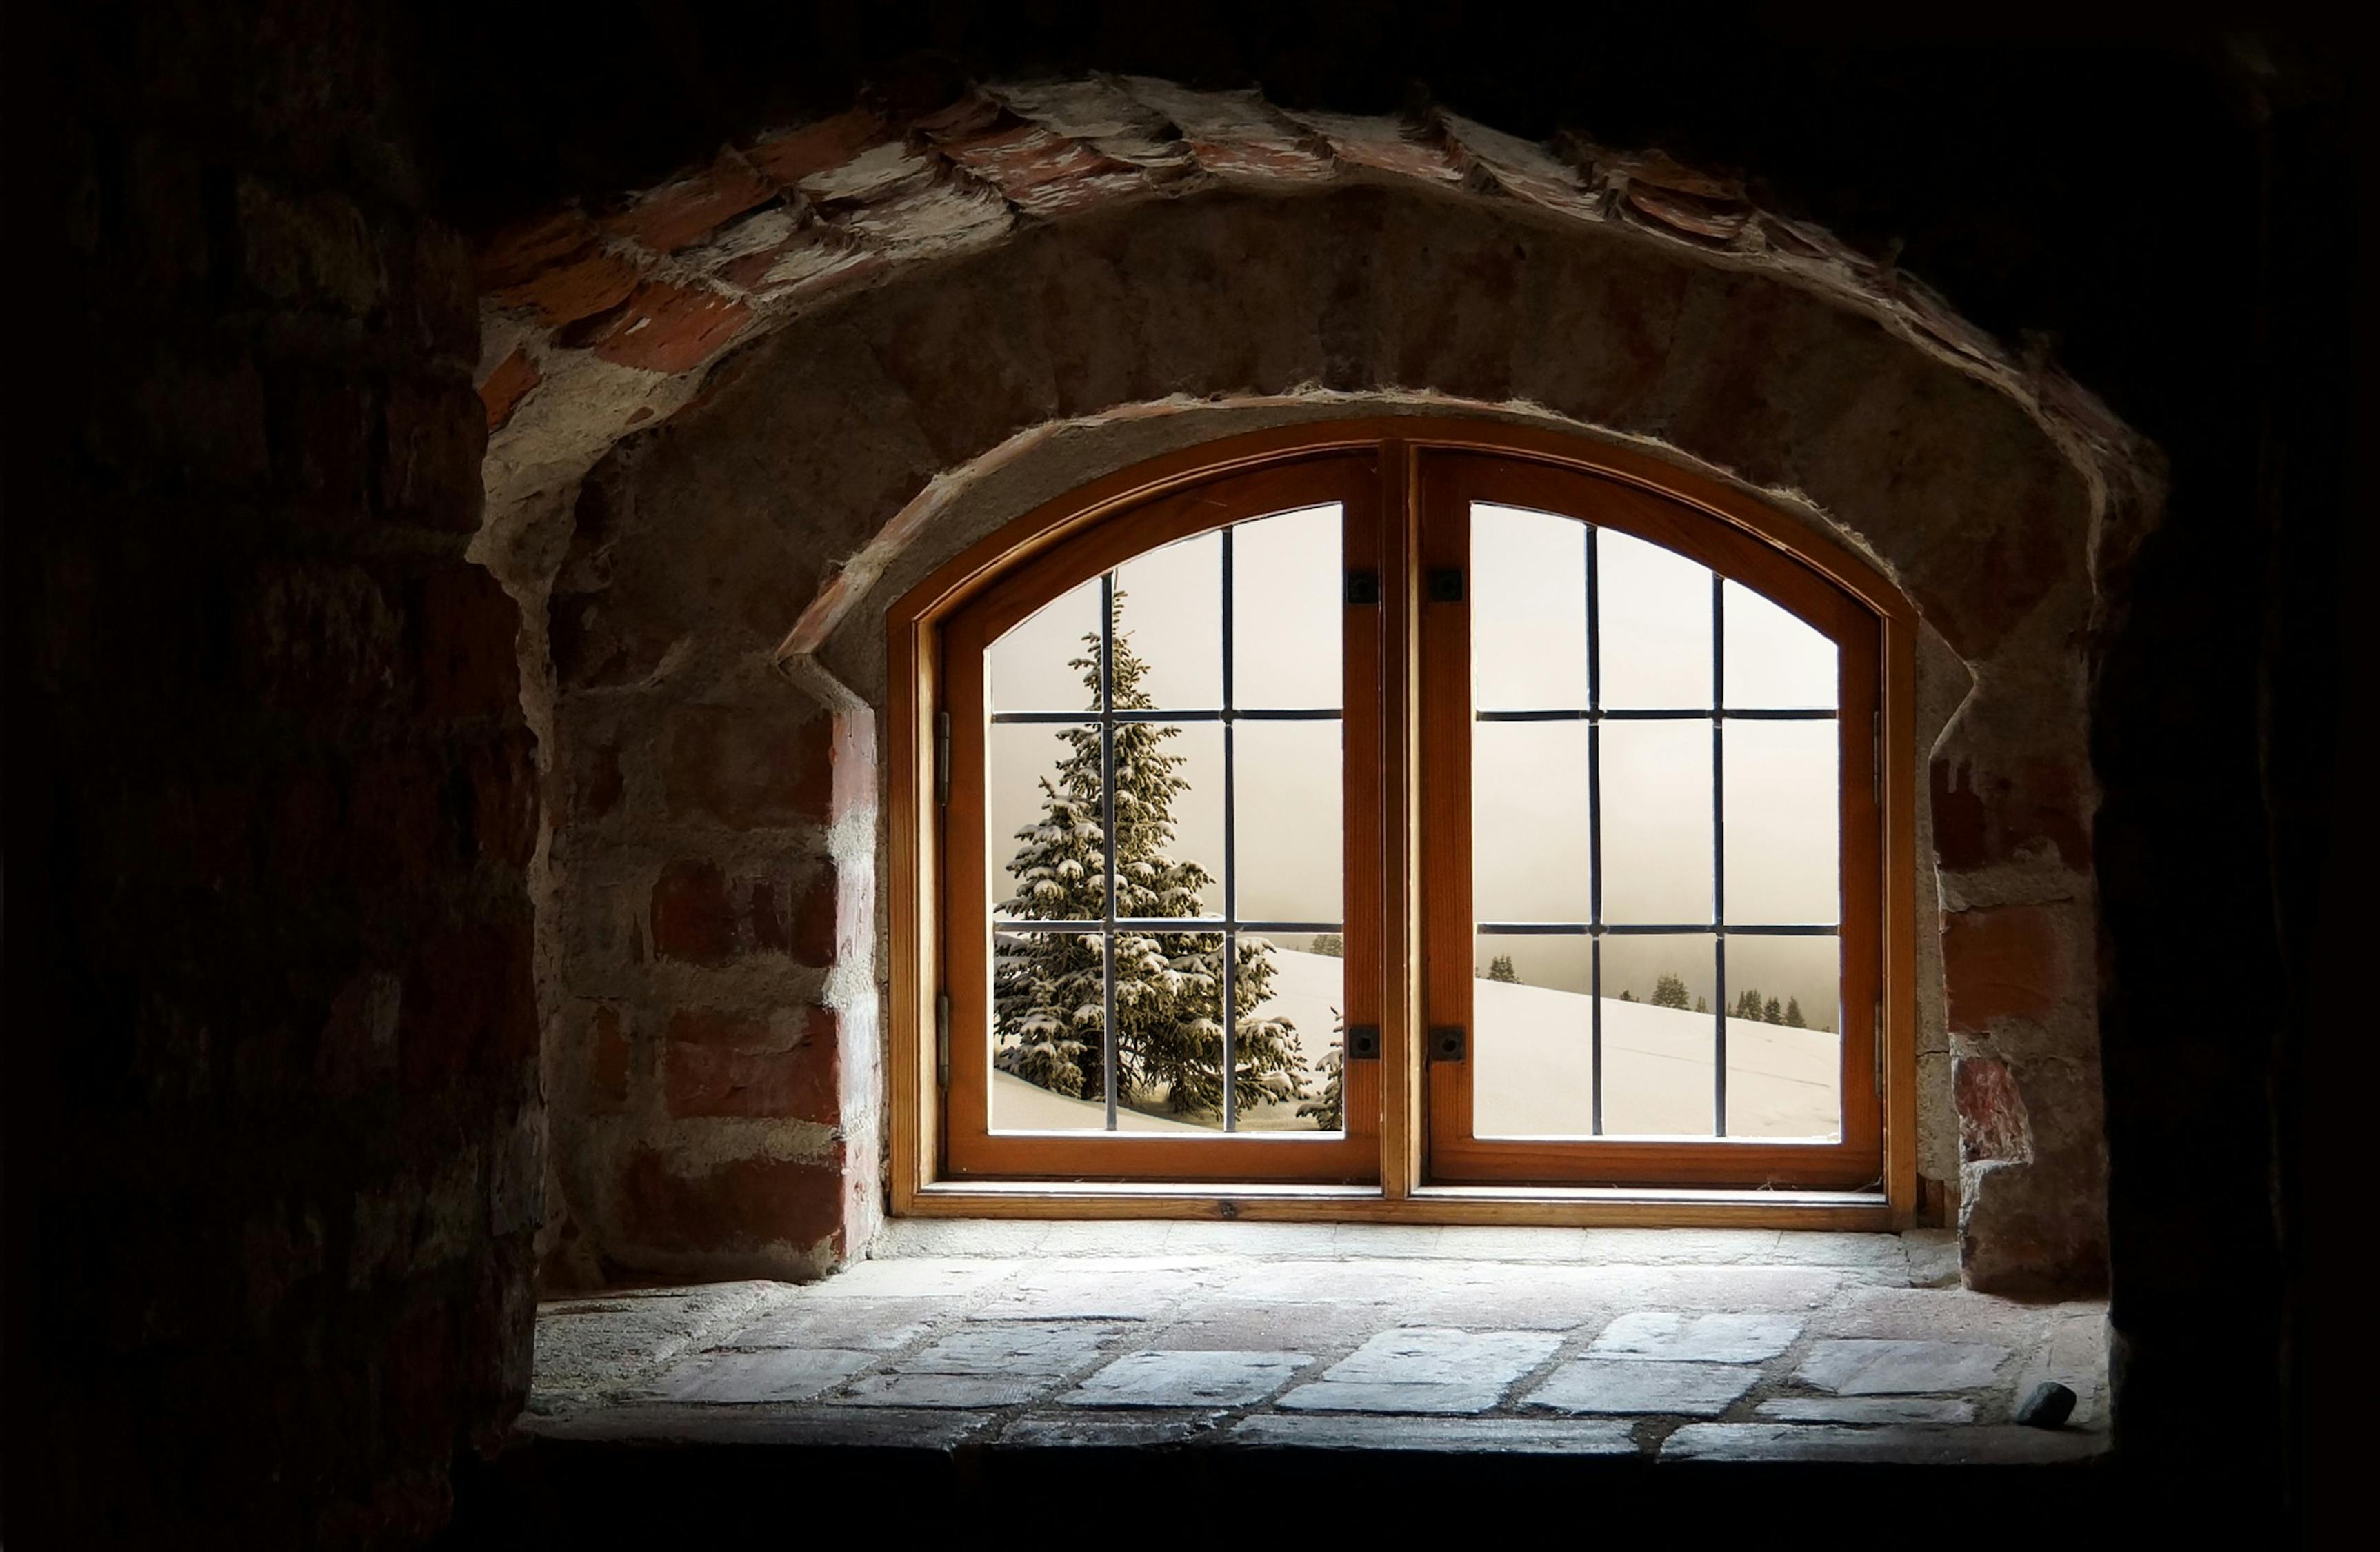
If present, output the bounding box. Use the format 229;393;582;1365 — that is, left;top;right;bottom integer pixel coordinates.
892;425;1917;1220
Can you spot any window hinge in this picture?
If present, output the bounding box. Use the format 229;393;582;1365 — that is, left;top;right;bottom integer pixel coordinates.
936;991;952;1090
935;711;952;807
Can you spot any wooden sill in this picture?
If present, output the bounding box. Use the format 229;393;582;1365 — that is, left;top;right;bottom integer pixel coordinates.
905;1180;1898;1230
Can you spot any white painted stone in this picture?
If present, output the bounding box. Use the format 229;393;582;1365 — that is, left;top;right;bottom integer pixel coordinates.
1234;1413;1639;1453
1663;1422;2108;1464
903;1322;1123;1375
655;1348;874;1404
1796;1339;2011;1395
1063;1350;1312;1409
1757;1396;1977;1425
1524;1360;1760;1417
1588;1311;1802;1363
832;1372;1054;1409
1324;1327;1561;1387
1276;1381;1510;1415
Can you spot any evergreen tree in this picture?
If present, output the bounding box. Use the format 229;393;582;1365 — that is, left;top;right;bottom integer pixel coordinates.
993;594;1307;1115
1734;988;1765;1022
1298;1006;1346;1131
1485;953;1519;984
1620;989;1637;1002
1308;932;1345;959
1694;995;1708;1013
1783;997;1806;1028
1651;971;1690;1009
1764;995;1783;1024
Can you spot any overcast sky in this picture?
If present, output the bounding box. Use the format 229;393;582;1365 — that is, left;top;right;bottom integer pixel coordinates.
986;504;1843;1026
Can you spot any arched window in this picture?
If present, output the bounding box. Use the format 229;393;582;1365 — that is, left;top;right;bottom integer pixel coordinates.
892;426;1915;1216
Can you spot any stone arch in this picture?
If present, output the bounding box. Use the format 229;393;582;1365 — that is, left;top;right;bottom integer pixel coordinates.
480;81;2161;1296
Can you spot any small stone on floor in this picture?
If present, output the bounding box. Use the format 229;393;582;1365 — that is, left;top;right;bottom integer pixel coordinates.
2015;1380;2077;1428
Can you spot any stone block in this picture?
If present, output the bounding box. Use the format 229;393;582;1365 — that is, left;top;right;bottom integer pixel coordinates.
1232;1413;1638;1455
1277;1381;1512;1415
1661;1422;2106;1465
1587;1311;1802;1364
1066;1350;1311;1409
1755;1396;1975;1424
1523;1360;1759;1417
1795;1339;2012;1395
832;1373;1052;1409
656;1347;872;1404
1323;1328;1561;1388
903;1323;1123;1377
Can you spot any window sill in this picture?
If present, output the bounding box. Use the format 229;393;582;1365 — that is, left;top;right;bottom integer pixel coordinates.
906;1179;1900;1230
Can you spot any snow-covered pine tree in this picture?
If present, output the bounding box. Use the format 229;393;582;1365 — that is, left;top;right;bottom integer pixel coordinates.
1298;1006;1345;1131
1651;971;1690;1009
1783;997;1806;1028
1485;953;1519;983
992;589;1307;1117
1763;995;1783;1024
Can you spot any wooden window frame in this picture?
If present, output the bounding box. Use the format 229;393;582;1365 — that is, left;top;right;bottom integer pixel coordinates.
888;420;1918;1228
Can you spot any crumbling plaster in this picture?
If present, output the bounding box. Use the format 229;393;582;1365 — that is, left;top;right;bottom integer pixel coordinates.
472;81;2162;1297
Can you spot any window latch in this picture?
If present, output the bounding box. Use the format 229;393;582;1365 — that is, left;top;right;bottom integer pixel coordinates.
1427;567;1465;604
1343;569;1381;606
936;991;952;1090
1345;1025;1381;1059
1429;1025;1466;1062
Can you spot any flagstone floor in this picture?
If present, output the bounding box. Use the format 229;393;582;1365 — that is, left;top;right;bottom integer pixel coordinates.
524;1220;2108;1466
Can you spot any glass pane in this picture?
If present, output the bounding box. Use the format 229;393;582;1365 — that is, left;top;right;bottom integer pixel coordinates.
1235;719;1343;925
988;722;1101;919
1114;721;1223;919
1601;933;1718;1137
1601;719;1713;924
990;927;1108;1131
1723;935;1842;1141
1723;581;1837;709
1110;930;1228;1131
1599;528;1712;709
1473;721;1592;924
1234;932;1339;1133
988;575;1101;713
1473;504;1588;711
1723;722;1840;925
1472;933;1594;1138
1113;531;1220;711
1232;505;1342;710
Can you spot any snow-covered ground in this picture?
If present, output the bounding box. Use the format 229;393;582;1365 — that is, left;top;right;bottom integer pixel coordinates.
991;948;1840;1140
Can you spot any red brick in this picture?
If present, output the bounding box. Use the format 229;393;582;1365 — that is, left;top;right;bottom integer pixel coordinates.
664;1007;773;1046
662;704;834;828
788;863;872;968
614;1146;848;1254
1955;1056;2033;1163
583;281;752;376
663;1015;838;1122
1943;904;2066;1033
413;566;521;719
478;209;594;290
830;710;877;823
479;348;541;432
744;109;892;186
599;156;776;253
1932;758;2091;873
652;860;735;963
481;210;644;328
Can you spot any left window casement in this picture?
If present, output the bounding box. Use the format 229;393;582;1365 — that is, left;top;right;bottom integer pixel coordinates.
939;454;1385;1183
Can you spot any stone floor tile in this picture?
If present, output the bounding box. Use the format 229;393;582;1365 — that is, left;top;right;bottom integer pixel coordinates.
831;1372;1055;1409
533;1281;792;1395
972;1264;1217;1321
2010;1312;2106;1426
1063;1349;1312;1408
1587;1310;1802;1363
902;1322;1124;1375
1143;1304;1386;1354
1028;1222;1184;1257
802;1258;1019;1300
1214;1260;1417;1304
1777;1232;1914;1269
1324;1327;1561;1387
1234;1413;1639;1454
726;1300;939;1352
1275;1380;1510;1415
870;1218;1052;1259
1757;1395;1976;1424
1900;1230;1960;1287
1524;1360;1760;1417
1163;1221;1341;1258
1579;1228;1783;1265
1797;1338;2012;1395
1000;1411;1228;1447
521;1403;997;1450
1330;1224;1450;1259
1661;1422;2108;1464
654;1348;875;1404
1434;1226;1594;1263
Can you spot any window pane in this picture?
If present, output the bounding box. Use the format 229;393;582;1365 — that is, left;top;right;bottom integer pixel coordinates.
1114;931;1229;1131
1601;719;1713;924
1723;581;1837;709
1113;531;1220;710
1235;719;1343;926
1233;933;1340;1133
1114;722;1222;920
1473;721;1592;924
988;722;1101;919
1601;933;1718;1137
1472;504;1588;710
1723;722;1840;925
990;927;1109;1131
1472;933;1594;1138
1722;935;1843;1142
1232;505;1342;710
988;575;1101;713
1599;528;1712;709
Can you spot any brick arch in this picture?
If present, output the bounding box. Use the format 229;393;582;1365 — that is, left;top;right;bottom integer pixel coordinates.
490;80;2160;1297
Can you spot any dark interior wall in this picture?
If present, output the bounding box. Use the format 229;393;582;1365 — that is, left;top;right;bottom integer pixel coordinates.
5;1;2354;1541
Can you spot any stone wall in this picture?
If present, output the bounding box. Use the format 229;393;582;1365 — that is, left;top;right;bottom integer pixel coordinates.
10;4;538;1542
475;88;2157;1298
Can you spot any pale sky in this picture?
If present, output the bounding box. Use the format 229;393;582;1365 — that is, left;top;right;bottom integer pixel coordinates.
984;503;1843;1026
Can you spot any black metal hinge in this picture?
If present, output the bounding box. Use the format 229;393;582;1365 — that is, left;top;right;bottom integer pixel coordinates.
936;991;952;1089
1345;1025;1381;1059
1428;567;1465;604
935;711;952;806
1344;570;1381;606
1429;1025;1466;1062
